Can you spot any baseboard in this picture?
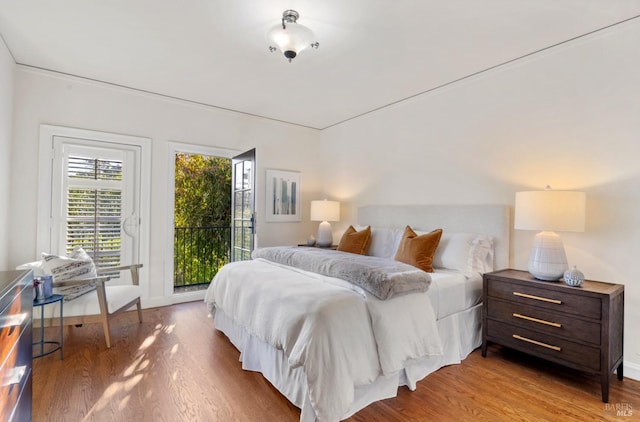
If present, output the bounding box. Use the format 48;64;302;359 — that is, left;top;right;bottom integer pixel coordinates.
142;289;206;309
170;289;206;304
624;359;640;381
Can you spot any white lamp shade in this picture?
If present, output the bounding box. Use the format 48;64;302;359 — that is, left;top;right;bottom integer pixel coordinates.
515;189;586;280
310;200;340;222
267;22;314;57
514;190;586;233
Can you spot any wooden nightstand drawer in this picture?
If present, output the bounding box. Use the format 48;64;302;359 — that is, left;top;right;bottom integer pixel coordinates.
487;320;601;371
0;270;33;422
0;329;31;422
487;298;600;346
487;278;601;318
0;293;30;370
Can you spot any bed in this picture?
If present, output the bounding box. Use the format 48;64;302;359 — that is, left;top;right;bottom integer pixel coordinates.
204;204;510;421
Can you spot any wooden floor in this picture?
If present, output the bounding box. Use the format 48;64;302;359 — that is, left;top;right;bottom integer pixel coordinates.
33;301;639;421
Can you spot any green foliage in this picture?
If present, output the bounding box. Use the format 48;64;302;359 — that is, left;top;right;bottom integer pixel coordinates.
174;153;232;287
174;153;232;227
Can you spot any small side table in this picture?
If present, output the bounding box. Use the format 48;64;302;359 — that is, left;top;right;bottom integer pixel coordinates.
33;294;64;359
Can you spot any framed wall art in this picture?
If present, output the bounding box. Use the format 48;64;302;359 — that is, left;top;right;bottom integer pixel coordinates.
265;169;301;222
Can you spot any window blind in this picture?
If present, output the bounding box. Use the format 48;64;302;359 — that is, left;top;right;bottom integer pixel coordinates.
66;156;123;269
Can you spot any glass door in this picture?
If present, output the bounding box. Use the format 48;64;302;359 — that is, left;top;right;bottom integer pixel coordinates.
231;149;256;261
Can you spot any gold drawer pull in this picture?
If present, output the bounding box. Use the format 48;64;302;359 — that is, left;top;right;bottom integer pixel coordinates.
513;291;562;305
513;334;561;351
513;313;562;328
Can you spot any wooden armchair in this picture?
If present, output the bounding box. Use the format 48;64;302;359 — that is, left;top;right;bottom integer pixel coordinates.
34;264;143;348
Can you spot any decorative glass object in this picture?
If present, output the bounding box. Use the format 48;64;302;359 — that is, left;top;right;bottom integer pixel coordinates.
307;235;316;246
563;265;584;287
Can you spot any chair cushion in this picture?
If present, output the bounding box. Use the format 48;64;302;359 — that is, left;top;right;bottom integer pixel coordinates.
33;285;141;319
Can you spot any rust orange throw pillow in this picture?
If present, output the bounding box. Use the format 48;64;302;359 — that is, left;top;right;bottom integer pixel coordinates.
337;225;372;255
394;226;443;272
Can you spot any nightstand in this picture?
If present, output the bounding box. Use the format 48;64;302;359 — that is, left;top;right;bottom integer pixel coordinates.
482;269;624;403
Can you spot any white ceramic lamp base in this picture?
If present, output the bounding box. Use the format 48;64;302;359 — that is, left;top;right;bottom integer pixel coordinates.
527;231;568;281
316;221;333;247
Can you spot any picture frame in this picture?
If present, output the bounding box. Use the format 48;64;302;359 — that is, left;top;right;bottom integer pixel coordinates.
265;169;301;222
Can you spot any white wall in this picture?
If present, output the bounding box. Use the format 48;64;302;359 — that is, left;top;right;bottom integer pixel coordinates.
9;67;322;304
320;22;640;377
0;40;14;269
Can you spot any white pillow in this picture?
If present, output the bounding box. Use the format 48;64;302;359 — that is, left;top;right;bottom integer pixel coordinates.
432;233;494;278
42;247;98;300
354;226;495;279
16;260;46;276
356;226;403;259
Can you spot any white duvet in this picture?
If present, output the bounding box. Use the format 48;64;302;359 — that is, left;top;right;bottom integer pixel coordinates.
204;258;443;422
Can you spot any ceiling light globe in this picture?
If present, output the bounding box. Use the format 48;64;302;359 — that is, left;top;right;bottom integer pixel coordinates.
267;21;315;60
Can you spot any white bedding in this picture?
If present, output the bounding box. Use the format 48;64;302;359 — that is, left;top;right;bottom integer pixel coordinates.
205;258;443;421
426;270;483;320
205;204;510;421
209;281;482;422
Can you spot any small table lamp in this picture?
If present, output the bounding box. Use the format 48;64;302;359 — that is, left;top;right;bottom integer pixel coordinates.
310;200;340;247
514;187;586;281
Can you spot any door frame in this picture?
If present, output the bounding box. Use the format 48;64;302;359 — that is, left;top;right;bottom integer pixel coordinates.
164;142;240;301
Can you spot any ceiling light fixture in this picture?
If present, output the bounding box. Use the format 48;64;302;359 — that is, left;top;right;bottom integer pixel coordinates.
267;10;319;62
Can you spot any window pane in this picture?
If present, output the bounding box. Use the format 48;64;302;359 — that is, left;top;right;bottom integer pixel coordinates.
242;161;252;190
234;162;244;190
68;156;122;181
234;191;244;219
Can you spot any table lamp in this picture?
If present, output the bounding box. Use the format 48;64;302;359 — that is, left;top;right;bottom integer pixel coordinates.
310;200;340;247
514;186;586;281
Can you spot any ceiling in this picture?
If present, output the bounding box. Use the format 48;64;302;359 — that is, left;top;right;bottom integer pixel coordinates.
1;1;640;130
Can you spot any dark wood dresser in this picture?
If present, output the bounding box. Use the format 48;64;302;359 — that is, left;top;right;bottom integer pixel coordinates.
0;270;33;422
482;269;624;403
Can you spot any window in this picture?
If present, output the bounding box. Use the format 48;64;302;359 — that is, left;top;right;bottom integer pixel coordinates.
50;140;139;273
37;126;150;285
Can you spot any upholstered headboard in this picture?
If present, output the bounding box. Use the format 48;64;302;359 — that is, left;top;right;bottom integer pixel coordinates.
358;205;511;271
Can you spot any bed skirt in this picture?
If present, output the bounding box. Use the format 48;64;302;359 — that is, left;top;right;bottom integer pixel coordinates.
213;302;482;421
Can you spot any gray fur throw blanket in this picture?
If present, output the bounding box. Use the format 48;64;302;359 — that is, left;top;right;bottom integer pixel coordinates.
252;246;431;300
